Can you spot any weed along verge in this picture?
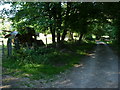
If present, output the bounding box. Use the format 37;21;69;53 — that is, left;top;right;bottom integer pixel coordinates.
2;42;96;88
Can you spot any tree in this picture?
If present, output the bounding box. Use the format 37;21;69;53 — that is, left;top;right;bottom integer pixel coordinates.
2;2;120;46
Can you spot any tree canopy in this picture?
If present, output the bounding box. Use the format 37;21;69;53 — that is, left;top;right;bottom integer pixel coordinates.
1;2;120;44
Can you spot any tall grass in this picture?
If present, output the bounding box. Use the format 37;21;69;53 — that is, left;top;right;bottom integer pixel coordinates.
3;41;96;80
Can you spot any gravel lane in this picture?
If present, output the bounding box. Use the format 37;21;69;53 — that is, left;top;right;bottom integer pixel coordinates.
47;44;118;88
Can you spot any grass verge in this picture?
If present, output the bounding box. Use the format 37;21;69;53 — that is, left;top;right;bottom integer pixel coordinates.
3;41;96;80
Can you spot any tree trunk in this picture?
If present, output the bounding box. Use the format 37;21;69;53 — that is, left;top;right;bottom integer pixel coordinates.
57;31;60;43
46;3;56;44
52;29;56;43
70;32;74;40
57;2;62;43
61;29;67;41
7;38;12;56
61;2;71;41
79;33;84;42
50;25;56;43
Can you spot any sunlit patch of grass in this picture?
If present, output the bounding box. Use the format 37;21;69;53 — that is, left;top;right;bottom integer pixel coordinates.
3;42;96;80
76;50;87;55
23;64;44;68
3;54;81;80
20;64;72;79
102;40;112;44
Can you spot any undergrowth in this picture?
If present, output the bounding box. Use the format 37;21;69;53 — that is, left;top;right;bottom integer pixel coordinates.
3;41;96;80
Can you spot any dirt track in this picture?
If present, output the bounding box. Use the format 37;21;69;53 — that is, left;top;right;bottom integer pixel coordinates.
2;43;118;88
47;44;118;88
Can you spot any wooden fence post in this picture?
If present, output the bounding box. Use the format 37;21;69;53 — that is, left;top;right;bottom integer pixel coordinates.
44;34;47;47
2;40;4;58
7;38;12;56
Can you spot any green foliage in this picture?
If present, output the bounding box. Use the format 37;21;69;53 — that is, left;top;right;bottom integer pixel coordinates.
1;2;120;82
3;42;96;79
1;2;120;43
